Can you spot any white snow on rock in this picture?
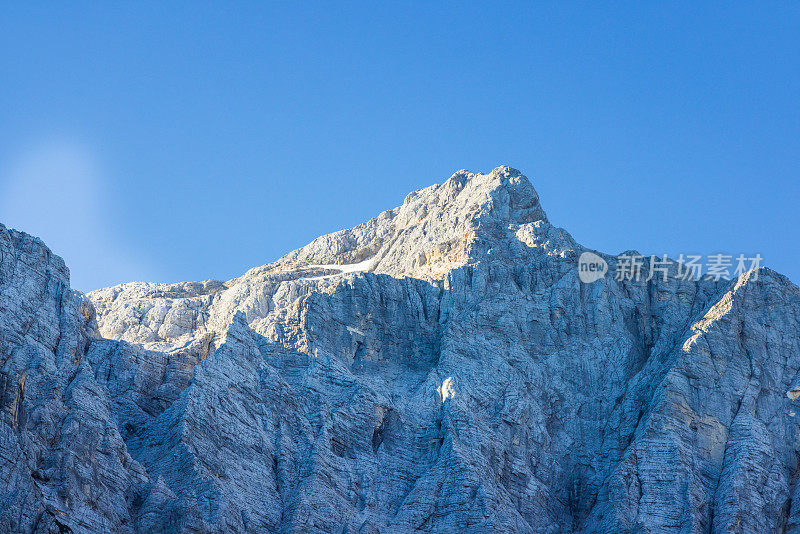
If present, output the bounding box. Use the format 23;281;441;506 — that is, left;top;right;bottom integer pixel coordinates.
300;257;376;280
438;376;456;402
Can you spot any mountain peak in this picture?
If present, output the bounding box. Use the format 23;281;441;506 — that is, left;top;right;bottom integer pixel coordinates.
438;166;547;225
272;166;553;280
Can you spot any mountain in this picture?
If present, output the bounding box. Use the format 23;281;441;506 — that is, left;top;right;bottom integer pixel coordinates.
1;166;799;533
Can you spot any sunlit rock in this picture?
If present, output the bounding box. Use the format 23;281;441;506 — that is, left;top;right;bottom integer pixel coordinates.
1;166;799;533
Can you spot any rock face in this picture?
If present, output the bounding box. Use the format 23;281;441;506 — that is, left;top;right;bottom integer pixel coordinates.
1;166;799;533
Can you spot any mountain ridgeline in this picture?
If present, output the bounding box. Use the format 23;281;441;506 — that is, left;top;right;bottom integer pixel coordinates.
1;166;799;533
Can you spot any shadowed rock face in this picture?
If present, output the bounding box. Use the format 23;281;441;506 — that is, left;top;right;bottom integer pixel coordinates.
1;166;799;533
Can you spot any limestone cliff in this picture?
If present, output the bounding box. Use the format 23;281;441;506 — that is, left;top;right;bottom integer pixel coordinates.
1;166;799;533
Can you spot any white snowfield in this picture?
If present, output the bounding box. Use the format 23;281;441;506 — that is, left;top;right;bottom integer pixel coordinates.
300;257;376;280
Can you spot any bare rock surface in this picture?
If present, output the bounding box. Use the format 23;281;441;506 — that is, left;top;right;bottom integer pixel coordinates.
2;166;800;533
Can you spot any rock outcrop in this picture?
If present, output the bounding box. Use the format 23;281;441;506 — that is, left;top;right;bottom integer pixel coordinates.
1;166;799;533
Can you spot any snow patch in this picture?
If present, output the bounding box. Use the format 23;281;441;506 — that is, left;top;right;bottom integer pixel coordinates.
438;377;455;402
300;257;376;281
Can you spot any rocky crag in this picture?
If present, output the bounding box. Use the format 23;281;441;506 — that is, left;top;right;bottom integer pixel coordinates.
1;166;799;533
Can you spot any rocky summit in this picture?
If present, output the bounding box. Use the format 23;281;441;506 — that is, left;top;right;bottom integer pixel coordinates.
1;166;799;533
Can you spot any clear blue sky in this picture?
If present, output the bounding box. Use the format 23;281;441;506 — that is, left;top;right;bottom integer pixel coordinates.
1;2;798;291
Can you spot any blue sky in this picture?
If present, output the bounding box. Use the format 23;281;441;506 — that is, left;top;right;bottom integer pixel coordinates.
1;2;798;291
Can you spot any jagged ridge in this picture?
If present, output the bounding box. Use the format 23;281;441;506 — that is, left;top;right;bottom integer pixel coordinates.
1;167;799;533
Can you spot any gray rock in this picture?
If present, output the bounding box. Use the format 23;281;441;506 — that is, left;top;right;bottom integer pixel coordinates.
1;166;799;533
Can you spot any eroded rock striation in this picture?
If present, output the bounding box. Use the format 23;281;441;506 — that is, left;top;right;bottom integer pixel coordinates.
1;166;799;533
